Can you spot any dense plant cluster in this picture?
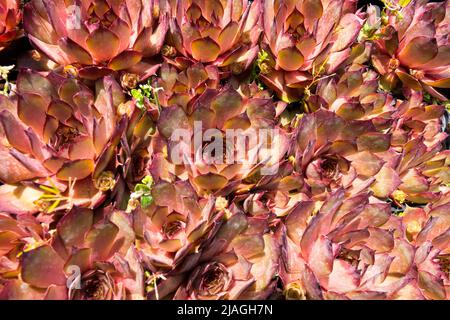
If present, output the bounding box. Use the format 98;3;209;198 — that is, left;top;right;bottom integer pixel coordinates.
0;0;449;300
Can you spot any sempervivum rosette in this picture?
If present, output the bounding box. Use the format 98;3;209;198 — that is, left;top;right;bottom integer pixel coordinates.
132;180;223;272
0;206;141;300
0;70;127;213
398;195;450;300
309;65;397;121
280;189;416;300
292;110;400;199
153;85;289;196
370;0;450;100
381;92;449;205
165;0;262;76
0;212;48;284
130;180;228;299
24;0;169;80
0;0;21;51
260;0;364;102
154;61;220;109
171;204;280;300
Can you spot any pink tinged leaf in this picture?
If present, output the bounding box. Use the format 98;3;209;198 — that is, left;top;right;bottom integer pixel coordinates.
0;280;47;300
64;248;92;273
57;208;93;248
347;151;384;177
157;105;190;139
109;210;135;255
108;50;143;71
308;235;333;280
0;110;32;154
366;228;395;253
335;102;365;120
420;46;450;70
159;239;183;252
109;18;132;53
56;159;95;181
325;49;352;74
251;234;281;292
285;201;315;244
147;14;170;56
23;1;55;42
371;53;391;75
190;37;221;63
358;203;391;228
418;270;446;300
301;264;324;300
360;254;393;286
86;28;120;62
46;100;73;123
422;77;450;89
356;132;391;153
23;12;65;64
399;169;429;194
301;0;323;32
432;230;450;252
327;259;360;293
17;93;48;137
277;47;304;72
78;67;114;80
17;69;55;97
0;184;43;214
21;245;66;289
316;0;342;44
390;239;415;274
215;213;248;244
58;37;93;65
86;222;119;261
393;282;426;300
193;173;228;191
151;182;177;207
44;285;68;300
415;218;442;246
395;69;422;91
8;148;49;181
371;166;401;198
68;137;96;160
211;87;243;127
330;13;363;52
232;235;265;260
217;21;239;53
58;78;81;105
397;36;438;69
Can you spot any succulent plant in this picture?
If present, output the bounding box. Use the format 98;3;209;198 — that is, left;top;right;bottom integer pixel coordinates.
165;0;262;75
0;70;128;213
0;0;21;51
132;180;223;273
260;0;364;102
153;85;289;196
0;0;449;302
371;0;450;100
23;0;169;80
154;61;220;109
309;64;397;121
292;109;400;199
172;205;280;300
0;211;47;282
399;196;450;299
280;189;417;300
0;206;141;300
